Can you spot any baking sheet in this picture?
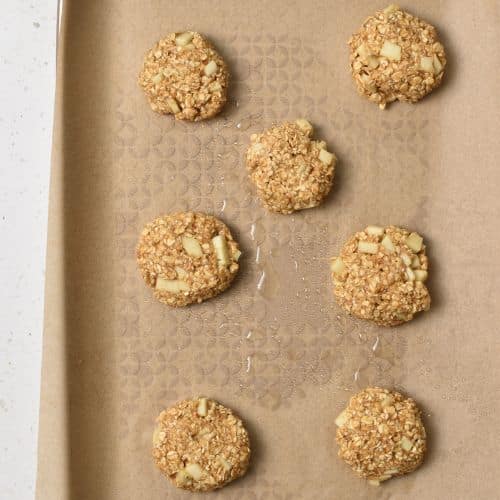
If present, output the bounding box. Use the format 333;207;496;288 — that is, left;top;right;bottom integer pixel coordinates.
36;1;500;498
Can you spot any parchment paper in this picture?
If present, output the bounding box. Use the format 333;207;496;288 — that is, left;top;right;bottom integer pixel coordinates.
36;1;500;498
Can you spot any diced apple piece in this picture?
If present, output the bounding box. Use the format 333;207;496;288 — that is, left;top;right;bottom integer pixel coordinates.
405;232;423;252
204;60;218;77
381;235;395;253
212;234;230;267
182;236;203;257
295;118;313;136
176;470;190;485
358;241;379;254
378;474;392;482
365;225;384;236
335;410;349;427
197;398;208;417
356;43;370;59
433;54;444;74
185;463;203;481
383;4;400;15
400;253;412;266
414;269;428;282
156;278;190;293
250;142;266;155
406;267;415;281
152;425;161;445
420;56;434;72
233;248;242;261
385;468;399;475
167;97;181;114
175;32;194;47
400;436;413;451
411;255;420;269
380;41;401;61
330;257;346;275
360;73;376;92
319;149;335;165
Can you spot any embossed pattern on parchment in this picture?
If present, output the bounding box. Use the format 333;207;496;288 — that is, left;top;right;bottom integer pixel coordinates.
107;16;436;495
56;2;444;499
112;34;425;408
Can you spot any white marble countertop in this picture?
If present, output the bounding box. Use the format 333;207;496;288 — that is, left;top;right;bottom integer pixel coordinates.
0;1;57;498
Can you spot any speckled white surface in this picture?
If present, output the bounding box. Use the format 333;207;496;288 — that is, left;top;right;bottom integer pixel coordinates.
0;1;57;498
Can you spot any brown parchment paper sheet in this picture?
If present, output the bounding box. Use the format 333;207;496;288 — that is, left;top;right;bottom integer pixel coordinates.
36;1;500;499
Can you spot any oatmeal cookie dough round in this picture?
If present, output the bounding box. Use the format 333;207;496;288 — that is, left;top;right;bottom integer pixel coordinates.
138;31;229;121
245;119;336;214
331;225;430;326
335;387;426;485
136;212;241;307
153;398;251;492
348;4;446;109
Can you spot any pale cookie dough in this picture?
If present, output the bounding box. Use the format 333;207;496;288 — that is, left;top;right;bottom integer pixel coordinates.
136;212;241;307
335;387;426;485
348;4;446;109
153;398;251;492
138;31;229;121
246;119;336;214
331;225;430;326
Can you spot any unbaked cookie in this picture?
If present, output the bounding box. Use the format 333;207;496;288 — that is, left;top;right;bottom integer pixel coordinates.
136;212;241;307
138;31;229;121
153;398;251;492
348;5;446;109
331;225;430;326
335;387;426;485
245;119;336;214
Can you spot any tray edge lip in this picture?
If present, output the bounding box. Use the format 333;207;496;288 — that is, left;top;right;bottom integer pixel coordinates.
35;0;70;498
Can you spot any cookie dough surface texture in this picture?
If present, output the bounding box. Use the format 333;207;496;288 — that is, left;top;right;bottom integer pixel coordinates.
153;398;251;492
139;31;229;121
246;119;336;214
137;212;241;307
331;225;430;326
335;387;426;485
348;4;446;108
